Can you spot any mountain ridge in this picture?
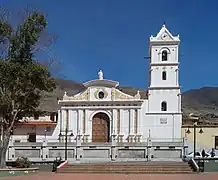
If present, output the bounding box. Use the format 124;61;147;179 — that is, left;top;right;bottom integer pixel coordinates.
39;78;218;120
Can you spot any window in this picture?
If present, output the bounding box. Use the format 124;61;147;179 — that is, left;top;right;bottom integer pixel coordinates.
215;136;218;149
161;101;167;111
98;91;104;99
34;113;39;120
162;50;168;61
51;113;55;121
162;71;167;80
28;133;36;142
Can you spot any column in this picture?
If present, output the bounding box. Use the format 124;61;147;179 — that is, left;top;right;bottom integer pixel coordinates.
59;109;62;134
77;110;83;134
68;110;73;132
129;109;134;135
175;69;178;86
116;109;120;134
134;109;137;134
137;109;141;135
82;109;86;134
66;109;69;135
112;109;117;134
61;109;66;133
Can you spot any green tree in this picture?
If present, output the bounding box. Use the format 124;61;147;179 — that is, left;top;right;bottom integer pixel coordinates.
0;8;56;168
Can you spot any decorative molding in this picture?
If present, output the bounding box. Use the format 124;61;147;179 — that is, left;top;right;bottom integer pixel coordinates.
111;88;115;101
146;112;183;115
114;89;135;100
94;88;108;100
148;86;180;90
150;62;179;66
63;90;89;101
182;125;218;128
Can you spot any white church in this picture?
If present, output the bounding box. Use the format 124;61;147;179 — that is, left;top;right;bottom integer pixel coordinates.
12;25;182;144
57;24;182;143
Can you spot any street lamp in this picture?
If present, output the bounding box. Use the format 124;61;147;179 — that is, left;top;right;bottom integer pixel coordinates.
64;129;74;160
185;114;204;158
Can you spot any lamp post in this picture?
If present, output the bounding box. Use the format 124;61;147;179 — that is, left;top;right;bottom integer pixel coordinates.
64;129;73;160
193;121;197;158
185;114;204;158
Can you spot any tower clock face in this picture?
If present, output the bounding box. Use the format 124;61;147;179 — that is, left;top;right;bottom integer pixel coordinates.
161;33;168;40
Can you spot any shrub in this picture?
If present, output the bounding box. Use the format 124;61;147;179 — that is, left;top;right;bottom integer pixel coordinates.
15;157;31;168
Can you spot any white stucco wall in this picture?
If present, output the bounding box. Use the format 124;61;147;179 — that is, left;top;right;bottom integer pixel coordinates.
148;89;181;113
140;114;182;140
150;66;179;88
150;45;179;64
13;125;57;142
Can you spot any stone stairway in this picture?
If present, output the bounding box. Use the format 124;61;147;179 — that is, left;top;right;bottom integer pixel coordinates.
57;161;195;174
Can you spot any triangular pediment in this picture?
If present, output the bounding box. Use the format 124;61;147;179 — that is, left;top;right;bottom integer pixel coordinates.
61;87;142;101
63;89;89;101
113;89;141;100
150;24;180;42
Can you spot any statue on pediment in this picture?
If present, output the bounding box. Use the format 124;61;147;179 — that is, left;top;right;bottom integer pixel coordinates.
98;70;103;80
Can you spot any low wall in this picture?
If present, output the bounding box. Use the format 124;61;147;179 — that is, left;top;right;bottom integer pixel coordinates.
6;137;187;162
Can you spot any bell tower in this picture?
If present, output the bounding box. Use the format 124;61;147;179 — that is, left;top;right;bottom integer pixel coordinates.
147;24;182;139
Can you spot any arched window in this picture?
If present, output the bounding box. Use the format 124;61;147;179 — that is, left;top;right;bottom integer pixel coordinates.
161;101;167;111
162;50;168;61
162;71;167;80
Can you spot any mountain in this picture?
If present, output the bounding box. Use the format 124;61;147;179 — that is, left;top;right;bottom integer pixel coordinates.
182;87;218;119
39;78;218;120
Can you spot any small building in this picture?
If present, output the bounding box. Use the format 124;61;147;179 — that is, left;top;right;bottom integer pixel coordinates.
12;113;58;142
182;121;218;152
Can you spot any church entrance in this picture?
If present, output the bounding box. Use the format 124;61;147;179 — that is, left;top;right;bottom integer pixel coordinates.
92;112;110;142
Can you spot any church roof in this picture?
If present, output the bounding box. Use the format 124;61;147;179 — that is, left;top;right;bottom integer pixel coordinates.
150;24;180;44
83;70;119;88
60;70;148;101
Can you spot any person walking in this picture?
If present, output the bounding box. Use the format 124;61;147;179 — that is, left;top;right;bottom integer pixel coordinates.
202;149;206;158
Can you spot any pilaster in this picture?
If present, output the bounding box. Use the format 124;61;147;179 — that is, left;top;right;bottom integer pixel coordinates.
129;109;134;135
112;109;117;134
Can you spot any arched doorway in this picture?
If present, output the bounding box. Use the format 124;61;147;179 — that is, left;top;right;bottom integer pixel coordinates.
92;112;110;142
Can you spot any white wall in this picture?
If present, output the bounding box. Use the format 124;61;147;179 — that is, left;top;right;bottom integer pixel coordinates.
148;89;181;113
140;114;182;140
150;45;179;64
13;125;57;142
150;66;179;87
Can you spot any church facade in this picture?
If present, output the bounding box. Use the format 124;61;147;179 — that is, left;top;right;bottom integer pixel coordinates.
58;25;182;143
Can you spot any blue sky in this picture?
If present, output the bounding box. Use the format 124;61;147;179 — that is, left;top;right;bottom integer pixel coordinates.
2;0;218;91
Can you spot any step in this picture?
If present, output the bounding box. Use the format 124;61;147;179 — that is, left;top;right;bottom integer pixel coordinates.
57;162;194;174
58;170;195;174
59;168;193;172
65;164;190;168
61;166;191;170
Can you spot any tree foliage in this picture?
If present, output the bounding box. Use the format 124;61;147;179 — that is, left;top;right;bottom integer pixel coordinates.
0;7;56;168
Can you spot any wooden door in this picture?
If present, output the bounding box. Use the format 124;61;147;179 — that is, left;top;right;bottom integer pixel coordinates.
92;113;109;142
